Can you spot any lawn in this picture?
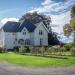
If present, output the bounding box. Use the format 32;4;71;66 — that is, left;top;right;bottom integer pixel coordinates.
0;53;75;67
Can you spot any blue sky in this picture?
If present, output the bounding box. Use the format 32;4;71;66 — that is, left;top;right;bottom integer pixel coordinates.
0;0;75;42
0;0;72;19
0;0;43;19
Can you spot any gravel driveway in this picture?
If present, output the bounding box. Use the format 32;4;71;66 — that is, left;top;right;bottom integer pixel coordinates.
0;62;75;75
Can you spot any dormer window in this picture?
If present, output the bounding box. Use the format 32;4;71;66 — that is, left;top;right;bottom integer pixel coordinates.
39;30;43;35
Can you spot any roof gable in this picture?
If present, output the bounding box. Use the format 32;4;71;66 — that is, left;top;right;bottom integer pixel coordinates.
35;22;49;32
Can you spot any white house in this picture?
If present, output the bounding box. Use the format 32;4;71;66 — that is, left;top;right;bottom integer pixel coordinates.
0;20;49;49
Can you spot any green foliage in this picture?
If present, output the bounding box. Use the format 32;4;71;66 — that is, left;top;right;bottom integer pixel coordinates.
63;24;72;36
40;47;45;56
64;43;72;51
45;47;66;56
14;47;19;53
26;47;30;53
70;18;75;31
0;47;7;53
70;47;75;56
63;5;75;41
57;47;66;55
71;6;75;18
2;47;7;53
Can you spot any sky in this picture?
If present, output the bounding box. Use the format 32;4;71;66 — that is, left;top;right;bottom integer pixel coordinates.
0;0;75;42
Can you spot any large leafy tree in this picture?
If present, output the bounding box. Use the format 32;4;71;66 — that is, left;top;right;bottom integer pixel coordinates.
19;12;60;45
71;6;75;18
63;24;72;36
63;6;75;42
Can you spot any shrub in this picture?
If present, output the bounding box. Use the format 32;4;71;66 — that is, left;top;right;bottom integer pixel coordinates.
64;43;72;51
57;47;66;56
0;47;7;53
47;47;54;54
25;47;30;53
40;47;45;56
47;47;66;55
2;47;7;53
70;47;75;56
14;46;19;53
30;46;46;55
0;47;3;53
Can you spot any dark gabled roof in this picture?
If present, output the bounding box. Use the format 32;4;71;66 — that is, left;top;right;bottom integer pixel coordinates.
2;21;20;32
18;20;36;32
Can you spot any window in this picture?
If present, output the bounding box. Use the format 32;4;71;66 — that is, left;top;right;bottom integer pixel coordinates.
23;32;26;35
39;30;43;35
25;39;30;45
40;38;43;46
18;39;24;45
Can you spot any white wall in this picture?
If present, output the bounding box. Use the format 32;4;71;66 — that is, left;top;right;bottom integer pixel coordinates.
30;32;34;46
4;32;16;49
0;30;5;47
34;22;48;46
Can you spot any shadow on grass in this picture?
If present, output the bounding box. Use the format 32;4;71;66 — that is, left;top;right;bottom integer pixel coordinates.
21;53;68;59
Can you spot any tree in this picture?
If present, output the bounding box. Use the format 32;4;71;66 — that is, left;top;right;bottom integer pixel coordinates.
63;24;72;36
71;6;75;18
63;6;75;42
48;32;60;45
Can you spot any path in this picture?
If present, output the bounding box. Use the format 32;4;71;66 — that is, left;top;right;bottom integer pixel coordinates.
0;62;75;75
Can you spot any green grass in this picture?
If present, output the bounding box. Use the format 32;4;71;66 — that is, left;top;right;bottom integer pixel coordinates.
0;53;75;67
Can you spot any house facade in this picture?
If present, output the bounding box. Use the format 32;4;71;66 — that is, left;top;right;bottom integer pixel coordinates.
0;20;49;49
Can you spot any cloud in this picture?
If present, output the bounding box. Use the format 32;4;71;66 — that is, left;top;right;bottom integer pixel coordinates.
51;11;71;25
1;18;19;24
29;0;74;34
41;0;54;6
29;0;75;14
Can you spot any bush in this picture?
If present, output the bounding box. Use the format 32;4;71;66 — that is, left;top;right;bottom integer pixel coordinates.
2;47;7;53
14;46;19;53
64;43;73;51
26;47;30;53
0;47;3;53
0;47;7;53
40;47;45;56
47;47;54;54
70;47;75;56
47;47;66;55
57;47;66;55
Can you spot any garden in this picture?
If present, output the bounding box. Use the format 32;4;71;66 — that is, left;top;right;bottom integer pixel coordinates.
0;43;75;68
